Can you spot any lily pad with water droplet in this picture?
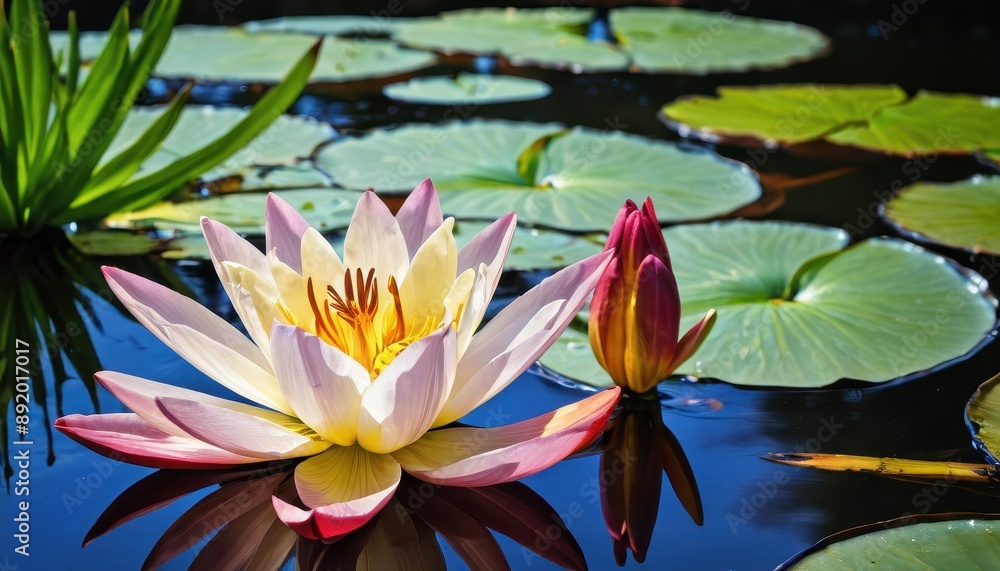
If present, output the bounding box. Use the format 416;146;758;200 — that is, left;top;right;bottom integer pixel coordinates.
104;105;333;188
391;8;630;73
609;7;829;74
383;74;551;105
883;175;1000;256
541;221;997;388
106;189;361;234
315;120;761;231
661;84;909;145
776;514;1000;570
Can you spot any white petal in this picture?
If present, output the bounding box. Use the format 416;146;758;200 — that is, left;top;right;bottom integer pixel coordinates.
102;267;291;414
156;397;330;460
357;327;456;454
270;324;369;446
435;252;612;427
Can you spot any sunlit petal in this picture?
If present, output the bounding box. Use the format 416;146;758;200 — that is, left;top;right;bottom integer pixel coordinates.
343;191;409;299
265;193;312;273
272;446;401;540
435;251;613;426
55;413;261;469
395;178;444;259
395;388;620;486
398;218;458;329
155;397;330;460
102;267;290;414
358;327;457;454
271;324;369;446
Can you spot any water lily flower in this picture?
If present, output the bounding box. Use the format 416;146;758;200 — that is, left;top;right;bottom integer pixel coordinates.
589;198;716;394
56;180;620;540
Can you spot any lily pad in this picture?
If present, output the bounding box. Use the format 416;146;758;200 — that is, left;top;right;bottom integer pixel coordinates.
51;26;436;84
391;8;630;73
315;120;761;231
66;231;159;256
106;189;361;234
541;221;997;388
663;86;1000;157
383;74;551;104
883;175;1000;256
826;91;1000;156
242;16;389;37
777;515;1000;570
609;7;829;74
965;373;1000;465
661;85;909;144
104;105;333;188
985;149;1000;168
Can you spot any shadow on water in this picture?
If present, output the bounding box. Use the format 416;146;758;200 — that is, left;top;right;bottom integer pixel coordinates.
0;232;195;487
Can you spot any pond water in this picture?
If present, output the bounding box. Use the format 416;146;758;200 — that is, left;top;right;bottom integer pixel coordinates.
4;0;1000;569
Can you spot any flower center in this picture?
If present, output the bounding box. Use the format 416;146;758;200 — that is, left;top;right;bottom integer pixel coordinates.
306;269;433;380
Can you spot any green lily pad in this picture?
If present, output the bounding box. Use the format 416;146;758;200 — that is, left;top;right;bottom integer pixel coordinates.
609;7;829;74
985;150;1000;168
106;189;361;234
541;221;997;388
242;16;389;37
777;515;1000;570
391;8;630;73
965;373;1000;465
315;120;761;231
51;26;436;84
663;86;1000;157
661;85;909;144
383;74;551;105
104;105;333;188
66;231;159;256
883;175;1000;256
826;91;1000;156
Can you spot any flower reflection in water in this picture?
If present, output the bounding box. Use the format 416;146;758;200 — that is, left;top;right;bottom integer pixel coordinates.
600;396;703;565
85;463;587;570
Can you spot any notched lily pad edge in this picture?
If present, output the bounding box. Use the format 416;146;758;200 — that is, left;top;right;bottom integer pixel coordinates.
774;512;1000;570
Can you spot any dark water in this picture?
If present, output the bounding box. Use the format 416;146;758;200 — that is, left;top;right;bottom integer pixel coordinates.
4;1;1000;569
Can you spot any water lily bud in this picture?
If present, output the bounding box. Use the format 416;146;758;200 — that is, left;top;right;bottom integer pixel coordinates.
590;198;716;394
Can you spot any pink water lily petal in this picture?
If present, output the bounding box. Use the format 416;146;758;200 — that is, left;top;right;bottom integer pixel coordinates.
155;397;330;460
201;216;271;282
102;267;291;415
456;213;516;320
394;387;621;487
343;191;409;302
265;193;312;273
94;371;299;439
357;327;457;454
270;324;369;446
435;251;613;427
395;179;444;259
272;446;401;540
55;413;261;469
